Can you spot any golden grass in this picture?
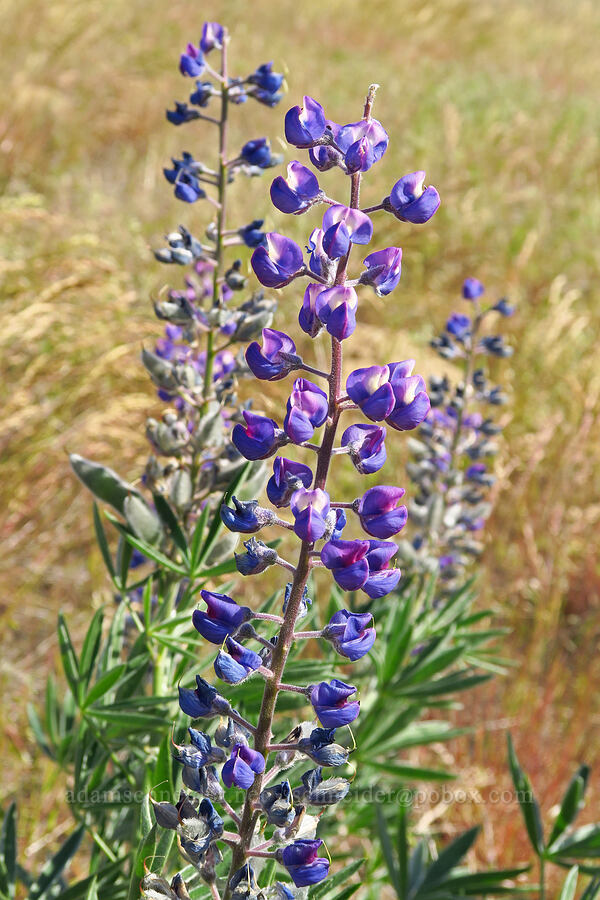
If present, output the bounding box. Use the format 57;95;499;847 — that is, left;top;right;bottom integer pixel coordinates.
1;0;599;886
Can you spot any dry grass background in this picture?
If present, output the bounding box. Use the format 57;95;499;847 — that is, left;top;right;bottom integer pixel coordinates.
1;0;599;890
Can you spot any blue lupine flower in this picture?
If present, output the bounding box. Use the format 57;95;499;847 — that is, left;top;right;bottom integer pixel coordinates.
173;728;225;768
222;743;265;789
166;102;201;125
200;22;224;53
283;582;312;619
363;540;401;598
320;538;370;590
315;285;358;341
310;680;360;728
281;839;330;887
386;361;431;432
386;171;440;223
360;247;402;296
189;79;213;106
341;422;387;474
293;767;350;807
446;312;471;339
214;637;263;683
179;675;229;719
493;297;515;316
179;43;204;77
220;496;275;533
331;508;347;540
290;488;330;542
240;138;277;168
238;219;266;247
270;161;321;214
178;797;224;860
322;220;351;259
347;364;396;421
284;96;327;148
163;152;206;203
232;410;284;460
235;537;278;575
284;377;328;443
245;328;300;380
267;457;313;507
297;727;349;766
323;610;375;661
192;590;251;643
251;233;304;288
259;781;295;826
299;283;325;337
322;204;373;246
248;62;284;100
306;227;336;282
337;117;388;172
463;277;485;300
357;485;408;538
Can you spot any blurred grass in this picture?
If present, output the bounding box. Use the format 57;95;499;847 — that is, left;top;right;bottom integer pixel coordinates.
1;0;599;888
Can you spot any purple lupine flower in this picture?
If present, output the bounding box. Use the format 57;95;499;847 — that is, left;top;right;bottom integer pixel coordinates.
310;679;360;728
270;162;321;214
179;43;204;77
323;610;375;661
284;96;327;148
337;118;388;173
361;247;402;296
386;171;440;224
220;496;275;533
357;485;408;538
493;297;515;316
341;423;387;474
446;312;471;339
245;328;300;380
322;204;373;246
267;457;313;507
222;743;265;790
462;277;485;300
306;228;336;282
251;233;304;288
290;488;330;542
321;220;351;259
179;675;229;719
200;22;224;53
284;378;328;443
466;462;495;486
281;839;330;887
315;285;358;341
232;411;283;460
192;590;251;643
299;283;325;338
320;538;370;590
346;364;396;421
240;138;277;168
362;540;401;598
248;61;284;95
309;120;343;170
297;727;349;767
331;508;347;540
214;637;263;683
174;728;225;768
386;361;431;431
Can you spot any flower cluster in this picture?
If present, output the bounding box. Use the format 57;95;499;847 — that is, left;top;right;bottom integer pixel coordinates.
148;84;439;898
399;278;514;586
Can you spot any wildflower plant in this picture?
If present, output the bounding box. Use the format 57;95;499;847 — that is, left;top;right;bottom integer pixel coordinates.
142;84;443;900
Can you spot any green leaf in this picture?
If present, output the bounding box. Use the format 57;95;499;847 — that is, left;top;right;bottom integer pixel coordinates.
79;608;104;687
0;803;16;899
309;859;364;899
127;804;156;900
581;874;600;900
558;867;579;900
83;665;127;708
376;804;400;895
57;613;82;703
85;877;99;900
421;826;480;890
549;824;600;859
548;765;590;847
152;492;189;561
93;502;116;578
365;761;455;782
70;454;144;514
106;515;188;575
507;734;545;855
195;462;251;568
28;825;84;899
189;504;210;571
